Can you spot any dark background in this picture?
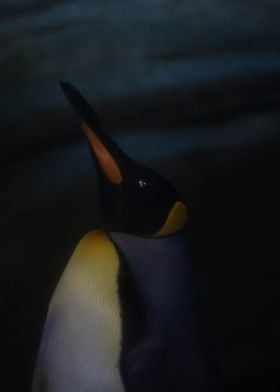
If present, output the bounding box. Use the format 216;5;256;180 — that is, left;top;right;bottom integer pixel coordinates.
1;1;280;391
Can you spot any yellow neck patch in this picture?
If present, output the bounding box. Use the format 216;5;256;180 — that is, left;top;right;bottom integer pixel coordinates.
152;201;188;237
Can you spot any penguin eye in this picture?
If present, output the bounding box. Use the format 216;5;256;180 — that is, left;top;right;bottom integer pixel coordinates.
128;177;157;202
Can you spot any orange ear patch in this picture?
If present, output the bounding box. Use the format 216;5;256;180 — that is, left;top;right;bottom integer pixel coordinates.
83;123;123;185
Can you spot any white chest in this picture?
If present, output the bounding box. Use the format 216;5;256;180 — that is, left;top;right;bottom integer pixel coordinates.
32;232;125;392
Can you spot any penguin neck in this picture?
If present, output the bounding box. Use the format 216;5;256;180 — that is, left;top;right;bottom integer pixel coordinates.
109;230;196;328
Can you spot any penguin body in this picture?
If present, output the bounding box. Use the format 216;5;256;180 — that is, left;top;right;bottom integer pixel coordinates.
32;231;125;392
111;230;221;392
33;230;221;392
32;83;223;391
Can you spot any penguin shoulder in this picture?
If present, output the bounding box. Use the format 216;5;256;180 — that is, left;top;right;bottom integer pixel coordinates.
70;230;117;262
49;230;120;309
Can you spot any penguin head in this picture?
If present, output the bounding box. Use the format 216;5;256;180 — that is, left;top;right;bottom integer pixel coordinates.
60;82;188;237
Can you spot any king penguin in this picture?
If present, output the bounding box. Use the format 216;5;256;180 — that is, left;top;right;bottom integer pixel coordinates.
32;83;223;392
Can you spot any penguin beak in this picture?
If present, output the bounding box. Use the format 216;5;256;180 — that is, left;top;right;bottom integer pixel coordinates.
60;82;126;185
82;122;123;184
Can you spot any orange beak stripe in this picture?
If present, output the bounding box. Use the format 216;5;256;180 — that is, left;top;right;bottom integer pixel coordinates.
83;123;123;185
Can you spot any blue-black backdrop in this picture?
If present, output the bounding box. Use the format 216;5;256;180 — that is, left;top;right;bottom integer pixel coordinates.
1;1;280;391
